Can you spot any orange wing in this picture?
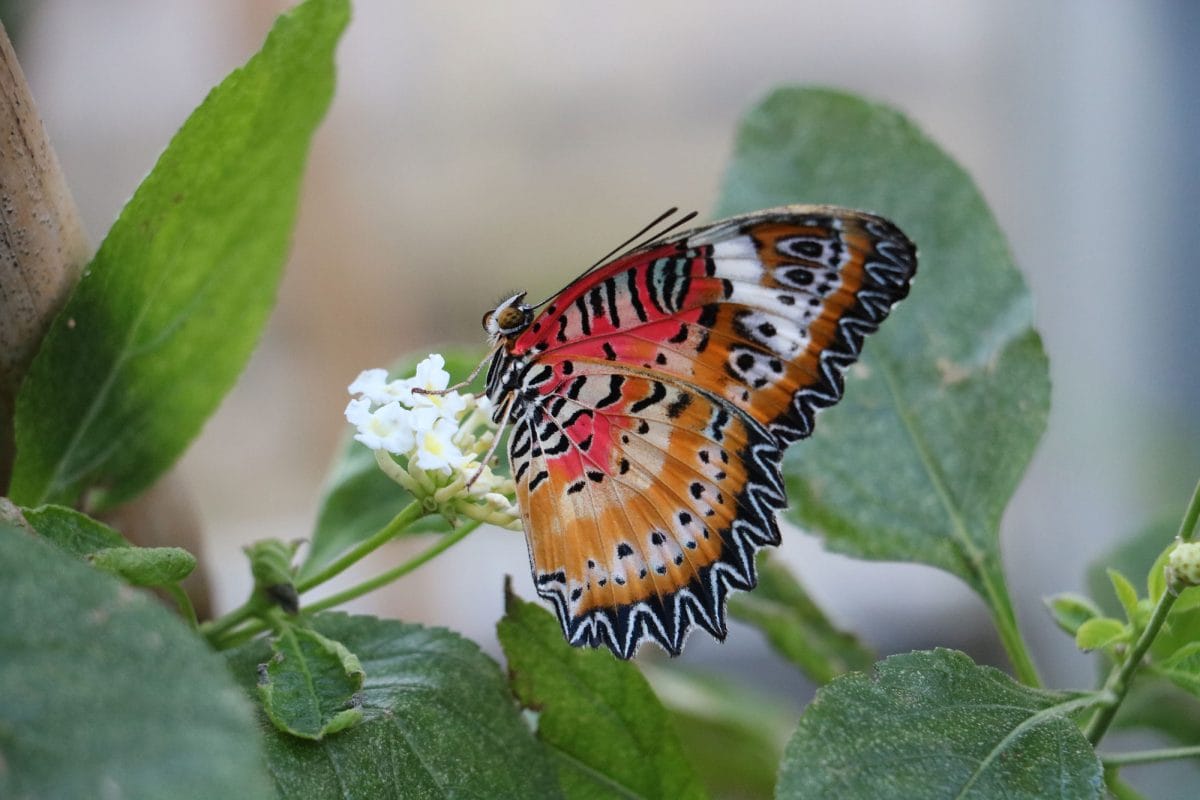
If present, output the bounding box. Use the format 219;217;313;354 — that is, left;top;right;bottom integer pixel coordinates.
498;205;916;657
508;362;784;657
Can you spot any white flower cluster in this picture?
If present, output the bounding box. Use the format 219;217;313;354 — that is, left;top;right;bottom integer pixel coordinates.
345;355;521;530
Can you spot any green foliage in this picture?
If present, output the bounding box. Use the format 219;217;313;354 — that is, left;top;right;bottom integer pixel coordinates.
1045;592;1103;637
10;0;349;510
728;554;874;683
300;349;484;580
1075;617;1128;651
227;612;559;799
90;545;197;586
776;650;1103;799
21;502;129;555
498;586;708;800
0;520;273;799
257;626;365;740
717;89;1050;668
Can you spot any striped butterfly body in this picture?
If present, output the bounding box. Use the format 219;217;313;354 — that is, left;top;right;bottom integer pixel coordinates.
483;205;916;658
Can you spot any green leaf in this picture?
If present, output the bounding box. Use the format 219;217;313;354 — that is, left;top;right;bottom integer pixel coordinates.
226;612;560;799
10;0;350;510
776;649;1103;799
257;626;364;740
716;89;1049;618
498;585;708;800
1075;617;1128;651
646;666;792;800
728;554;873;683
300;348;484;580
1158;642;1200;699
0;520;273;799
1044;592;1102;636
21;502;129;556
1108;568;1142;623
245;537;301;612
90;545;197;586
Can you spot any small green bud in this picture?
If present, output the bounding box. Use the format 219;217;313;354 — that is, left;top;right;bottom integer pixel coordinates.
89;546;197;586
1167;541;1200;589
244;538;302;613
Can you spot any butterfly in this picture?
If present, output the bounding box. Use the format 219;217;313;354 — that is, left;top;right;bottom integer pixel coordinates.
481;205;916;658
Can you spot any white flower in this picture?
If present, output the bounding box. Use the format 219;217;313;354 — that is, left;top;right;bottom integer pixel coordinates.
345;398;415;454
412;411;472;474
345;354;521;530
405;355;468;420
348;368;412;406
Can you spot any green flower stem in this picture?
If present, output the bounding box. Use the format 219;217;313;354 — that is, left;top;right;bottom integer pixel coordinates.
1102;744;1200;767
1084;475;1200;745
982;570;1041;687
166;583;199;630
200;595;268;643
295;500;427;593
213;520;483;650
303;519;482;613
201;501;427;646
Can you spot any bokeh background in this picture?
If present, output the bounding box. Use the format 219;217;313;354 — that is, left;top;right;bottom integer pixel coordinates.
7;0;1199;792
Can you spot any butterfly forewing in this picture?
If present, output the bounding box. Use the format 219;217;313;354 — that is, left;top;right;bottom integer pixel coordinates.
493;205;916;657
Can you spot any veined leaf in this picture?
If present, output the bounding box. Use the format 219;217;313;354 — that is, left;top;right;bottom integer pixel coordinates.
257;627;364;740
716;88;1049;626
0;520;273;799
226;612;559;799
11;0;349;509
498;585;708;800
776;649;1102;799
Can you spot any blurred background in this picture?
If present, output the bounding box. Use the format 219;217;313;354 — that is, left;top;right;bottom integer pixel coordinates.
6;0;1199;792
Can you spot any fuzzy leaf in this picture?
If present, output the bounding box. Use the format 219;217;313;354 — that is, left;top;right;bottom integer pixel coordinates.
10;0;349;509
498;585;707;800
1075;617;1128;651
1045;593;1102;637
89;545;196;586
257;627;364;740
0;520;273;799
717;88;1049;614
226;612;559;799
21;503;129;556
776;649;1102;799
1108;568;1141;623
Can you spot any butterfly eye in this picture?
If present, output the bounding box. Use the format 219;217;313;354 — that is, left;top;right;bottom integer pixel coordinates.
496;305;529;333
481;310;494;330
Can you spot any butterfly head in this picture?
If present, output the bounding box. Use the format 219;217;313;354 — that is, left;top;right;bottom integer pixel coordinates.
482;291;533;343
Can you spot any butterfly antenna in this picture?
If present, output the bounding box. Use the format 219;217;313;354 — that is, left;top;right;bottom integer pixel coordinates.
530;207;699;309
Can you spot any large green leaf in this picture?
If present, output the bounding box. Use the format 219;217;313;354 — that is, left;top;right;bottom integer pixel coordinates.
498;586;708;800
10;0;349;509
716;89;1049;615
226;612;560;799
0;520;273;799
21;502;129;556
728;553;873;684
776;649;1102;799
300;348;485;580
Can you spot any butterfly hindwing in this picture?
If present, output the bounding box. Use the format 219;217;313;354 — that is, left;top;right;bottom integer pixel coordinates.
507;360;784;657
493;205;916;657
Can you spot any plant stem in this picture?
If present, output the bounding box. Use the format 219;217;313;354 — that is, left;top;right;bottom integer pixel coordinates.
212;520;482;649
296;500;427;592
201;501;427;646
1102;745;1200;767
1084;475;1200;745
166;583;199;630
200;596;267;642
982;568;1042;687
306;519;481;612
